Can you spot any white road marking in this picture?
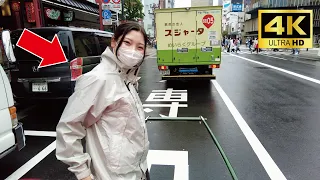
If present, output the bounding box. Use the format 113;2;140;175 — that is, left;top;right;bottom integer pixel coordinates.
211;80;286;180
143;103;188;117
259;54;288;60
144;108;153;113
159;80;167;83
230;54;320;85
24;130;56;137
146;88;188;102
147;150;189;180
159;114;168;117
5;141;56;180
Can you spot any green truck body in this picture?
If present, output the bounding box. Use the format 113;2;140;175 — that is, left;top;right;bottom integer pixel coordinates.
155;6;222;80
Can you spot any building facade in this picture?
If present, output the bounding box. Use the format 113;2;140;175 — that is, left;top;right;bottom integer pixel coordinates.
143;0;158;38
0;0;118;31
191;0;213;6
244;0;320;44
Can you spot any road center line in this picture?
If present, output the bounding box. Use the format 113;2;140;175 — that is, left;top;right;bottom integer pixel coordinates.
230;54;320;85
5;141;56;180
211;80;286;180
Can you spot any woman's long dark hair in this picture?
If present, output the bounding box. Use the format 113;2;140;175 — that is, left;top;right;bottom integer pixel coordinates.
113;22;148;60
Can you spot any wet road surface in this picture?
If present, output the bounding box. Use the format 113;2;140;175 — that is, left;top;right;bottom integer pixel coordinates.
1;49;320;180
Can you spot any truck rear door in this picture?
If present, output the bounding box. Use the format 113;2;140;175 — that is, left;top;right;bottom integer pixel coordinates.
171;11;197;63
10;29;74;79
195;9;222;62
156;12;173;63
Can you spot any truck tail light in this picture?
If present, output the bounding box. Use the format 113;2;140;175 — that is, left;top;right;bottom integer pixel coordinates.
70;58;83;81
9;106;18;127
158;66;168;70
209;64;220;69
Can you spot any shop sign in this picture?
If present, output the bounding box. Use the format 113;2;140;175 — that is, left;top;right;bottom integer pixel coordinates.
11;1;20;12
25;2;35;23
103;19;112;25
102;0;121;12
63;11;73;21
44;8;61;20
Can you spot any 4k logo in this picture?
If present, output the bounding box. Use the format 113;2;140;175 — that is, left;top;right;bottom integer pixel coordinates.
258;10;313;48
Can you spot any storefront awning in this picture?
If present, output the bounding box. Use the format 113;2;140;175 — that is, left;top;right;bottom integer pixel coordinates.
42;0;115;16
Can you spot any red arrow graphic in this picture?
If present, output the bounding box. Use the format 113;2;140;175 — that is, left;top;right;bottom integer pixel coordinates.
16;28;67;68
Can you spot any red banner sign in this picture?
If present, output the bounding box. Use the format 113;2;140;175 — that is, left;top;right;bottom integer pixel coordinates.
25;2;36;23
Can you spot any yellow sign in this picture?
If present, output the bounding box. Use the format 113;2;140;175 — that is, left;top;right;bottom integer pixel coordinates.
258;10;313;48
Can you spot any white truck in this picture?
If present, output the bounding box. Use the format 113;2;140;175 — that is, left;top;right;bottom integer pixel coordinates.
0;31;26;159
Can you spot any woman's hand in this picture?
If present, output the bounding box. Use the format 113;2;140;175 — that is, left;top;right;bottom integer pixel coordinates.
81;176;92;180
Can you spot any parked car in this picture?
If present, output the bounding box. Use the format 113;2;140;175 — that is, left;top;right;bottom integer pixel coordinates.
0;64;26;159
1;27;113;104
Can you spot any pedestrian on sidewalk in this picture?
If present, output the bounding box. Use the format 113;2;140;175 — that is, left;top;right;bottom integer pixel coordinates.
56;22;150;180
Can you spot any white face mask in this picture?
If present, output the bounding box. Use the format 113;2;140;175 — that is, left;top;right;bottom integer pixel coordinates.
116;46;144;68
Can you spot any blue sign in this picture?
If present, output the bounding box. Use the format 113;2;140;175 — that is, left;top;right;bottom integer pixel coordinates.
103;0;110;3
102;10;111;19
232;4;242;12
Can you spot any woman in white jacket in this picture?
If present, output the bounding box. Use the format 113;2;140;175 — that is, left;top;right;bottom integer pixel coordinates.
56;22;150;180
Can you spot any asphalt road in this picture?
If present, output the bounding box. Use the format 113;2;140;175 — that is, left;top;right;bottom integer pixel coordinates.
1;48;320;180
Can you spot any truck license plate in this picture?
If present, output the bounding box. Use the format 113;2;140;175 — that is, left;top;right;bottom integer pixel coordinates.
32;82;48;92
160;70;170;76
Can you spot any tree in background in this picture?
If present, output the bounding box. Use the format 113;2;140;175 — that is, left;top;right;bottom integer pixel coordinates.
122;0;144;21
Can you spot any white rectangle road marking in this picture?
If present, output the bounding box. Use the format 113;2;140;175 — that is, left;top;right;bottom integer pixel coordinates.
211;80;287;180
230;54;320;85
5;141;56;180
147;150;189;180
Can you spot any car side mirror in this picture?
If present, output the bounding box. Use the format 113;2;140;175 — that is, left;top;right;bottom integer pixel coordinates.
1;30;16;63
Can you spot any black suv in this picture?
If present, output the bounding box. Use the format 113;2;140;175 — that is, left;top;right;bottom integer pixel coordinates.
7;27;113;103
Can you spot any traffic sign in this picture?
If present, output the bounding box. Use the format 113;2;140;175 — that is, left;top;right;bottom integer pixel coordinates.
103;0;110;3
102;9;112;19
112;0;120;4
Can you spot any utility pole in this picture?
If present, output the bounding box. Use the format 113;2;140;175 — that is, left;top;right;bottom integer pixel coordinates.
121;0;125;21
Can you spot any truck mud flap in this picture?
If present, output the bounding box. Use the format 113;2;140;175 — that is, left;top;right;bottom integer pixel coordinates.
162;75;216;80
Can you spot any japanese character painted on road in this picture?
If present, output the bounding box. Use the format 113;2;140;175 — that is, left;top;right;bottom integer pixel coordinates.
187;42;191;47
197;28;204;35
191;30;195;32
144;89;188;117
146;88;188;102
182;42;186;47
168;43;173;47
165;29;172;36
174;29;181;36
192;42;196;46
184;30;189;36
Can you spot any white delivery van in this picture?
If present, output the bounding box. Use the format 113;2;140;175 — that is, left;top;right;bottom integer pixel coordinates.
0;65;26;159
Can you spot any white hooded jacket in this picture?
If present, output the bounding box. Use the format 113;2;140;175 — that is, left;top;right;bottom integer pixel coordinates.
56;47;149;180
